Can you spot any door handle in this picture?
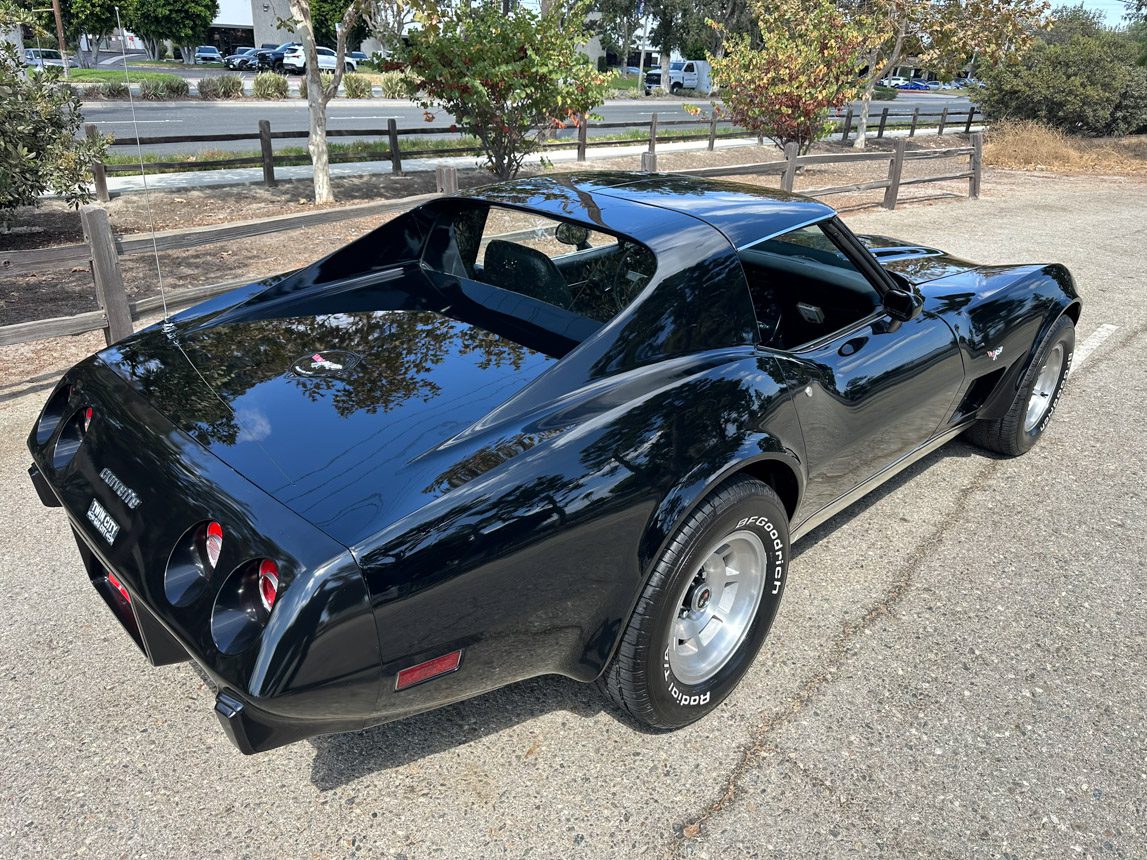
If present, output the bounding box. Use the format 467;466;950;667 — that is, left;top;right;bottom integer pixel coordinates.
839;336;868;357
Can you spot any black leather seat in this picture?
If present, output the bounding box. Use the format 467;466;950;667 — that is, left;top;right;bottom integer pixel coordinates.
483;240;573;309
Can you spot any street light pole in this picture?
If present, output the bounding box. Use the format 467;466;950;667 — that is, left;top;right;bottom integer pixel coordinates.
50;0;70;78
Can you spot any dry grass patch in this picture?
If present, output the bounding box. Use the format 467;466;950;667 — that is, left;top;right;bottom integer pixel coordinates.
985;121;1147;175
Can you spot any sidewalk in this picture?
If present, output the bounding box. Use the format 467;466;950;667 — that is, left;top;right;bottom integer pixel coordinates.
103;124;984;196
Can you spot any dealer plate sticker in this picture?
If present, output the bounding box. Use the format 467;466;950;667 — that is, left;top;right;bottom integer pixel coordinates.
86;499;120;546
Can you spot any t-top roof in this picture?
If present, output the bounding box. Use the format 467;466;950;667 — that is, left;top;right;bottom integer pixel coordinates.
469;172;836;251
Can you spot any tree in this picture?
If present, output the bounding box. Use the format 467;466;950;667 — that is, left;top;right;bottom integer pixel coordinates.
123;0;218;61
287;0;371;204
71;0;116;66
847;0;1051;148
979;13;1147;134
709;0;872;153
396;0;609;180
0;42;108;227
366;0;416;55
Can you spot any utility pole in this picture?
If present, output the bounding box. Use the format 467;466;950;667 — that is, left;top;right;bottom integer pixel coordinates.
50;0;70;78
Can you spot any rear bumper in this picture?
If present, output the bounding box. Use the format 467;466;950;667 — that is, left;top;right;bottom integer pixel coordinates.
214;690;367;754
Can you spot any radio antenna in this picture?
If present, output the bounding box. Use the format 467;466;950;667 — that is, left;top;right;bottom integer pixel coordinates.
113;5;172;332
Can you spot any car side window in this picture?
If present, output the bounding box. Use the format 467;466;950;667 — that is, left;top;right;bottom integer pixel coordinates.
739;223;882;350
426;205;656;325
684;62;694;73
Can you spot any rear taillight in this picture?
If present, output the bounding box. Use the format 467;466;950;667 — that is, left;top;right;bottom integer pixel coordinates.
165;520;225;606
50;405;93;470
210;557;287;654
205;522;223;569
34;384;71;445
257;560;279;612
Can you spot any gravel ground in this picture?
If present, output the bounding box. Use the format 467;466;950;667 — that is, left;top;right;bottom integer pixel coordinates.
0;173;1144;858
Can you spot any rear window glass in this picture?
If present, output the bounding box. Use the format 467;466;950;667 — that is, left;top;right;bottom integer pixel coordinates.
424;204;657;326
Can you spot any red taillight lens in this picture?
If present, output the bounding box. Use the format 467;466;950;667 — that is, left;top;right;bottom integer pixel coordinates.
82;406;93;433
204;521;223;569
107;571;130;604
257;560;279;612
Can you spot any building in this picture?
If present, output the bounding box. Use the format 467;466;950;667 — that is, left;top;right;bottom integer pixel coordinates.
207;0;295;52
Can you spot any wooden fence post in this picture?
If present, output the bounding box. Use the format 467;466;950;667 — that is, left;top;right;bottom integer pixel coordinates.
937;106;948;136
964;107;975;134
648;113;658;154
85;124;109;203
577;114;587;162
877;108;889;139
707;114;718;151
641;151;657;172
969;132;983;199
882;138;907;210
79;205;132;344
781;143;799;192
258;119;276;187
388;118;402;174
840;106;853;143
435;165;458;195
909;107;919;137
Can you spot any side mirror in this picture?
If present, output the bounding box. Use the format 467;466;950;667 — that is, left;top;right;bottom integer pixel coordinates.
554;222;590;249
883;287;923;322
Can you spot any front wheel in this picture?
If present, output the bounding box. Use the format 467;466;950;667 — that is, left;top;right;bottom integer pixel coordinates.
967;315;1075;456
670;82;683;94
598;477;789;729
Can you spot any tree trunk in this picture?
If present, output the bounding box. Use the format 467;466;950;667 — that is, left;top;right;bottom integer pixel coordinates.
660;52;670;94
854;85;873;150
309;90;333;203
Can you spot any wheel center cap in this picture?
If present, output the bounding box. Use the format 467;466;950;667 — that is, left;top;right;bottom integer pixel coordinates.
693;587;712;611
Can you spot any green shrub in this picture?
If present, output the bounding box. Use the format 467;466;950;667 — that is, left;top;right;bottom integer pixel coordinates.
873;85;898;100
99;80;128;98
253;71;288;99
342;73;372;99
298;72;334;100
981;30;1147;136
0;43;108;225
374;70;416;99
139;74;189;100
197;75;244;99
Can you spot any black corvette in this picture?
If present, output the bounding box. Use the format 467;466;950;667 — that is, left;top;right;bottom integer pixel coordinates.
28;175;1080;753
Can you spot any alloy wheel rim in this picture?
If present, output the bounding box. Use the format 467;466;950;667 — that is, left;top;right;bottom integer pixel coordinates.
667;530;767;686
1024;343;1065;432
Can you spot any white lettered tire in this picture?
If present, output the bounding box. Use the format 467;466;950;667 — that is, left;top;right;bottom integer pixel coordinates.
598;477;789;728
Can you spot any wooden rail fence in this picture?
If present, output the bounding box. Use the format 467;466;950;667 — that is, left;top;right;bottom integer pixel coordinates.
4;133;981;348
87;106;982;200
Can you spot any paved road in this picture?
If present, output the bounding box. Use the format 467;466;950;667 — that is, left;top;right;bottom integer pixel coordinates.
1;174;1142;858
80;94;975;156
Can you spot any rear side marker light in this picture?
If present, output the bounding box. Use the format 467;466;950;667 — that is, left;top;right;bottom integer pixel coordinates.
396;650;463;691
257;560;279;612
205;522;223;569
107;571;130;604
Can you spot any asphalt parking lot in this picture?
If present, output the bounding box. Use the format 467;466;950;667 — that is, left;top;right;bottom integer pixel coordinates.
1;172;1144;858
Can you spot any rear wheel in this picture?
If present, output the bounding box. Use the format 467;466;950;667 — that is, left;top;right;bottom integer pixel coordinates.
598;478;789;729
344;62;353;72
966;315;1075;456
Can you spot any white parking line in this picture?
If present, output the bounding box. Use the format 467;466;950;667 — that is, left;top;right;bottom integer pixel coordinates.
1070;323;1118;376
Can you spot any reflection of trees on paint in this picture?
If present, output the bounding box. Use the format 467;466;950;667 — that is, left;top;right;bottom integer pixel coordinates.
111;311;531;446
